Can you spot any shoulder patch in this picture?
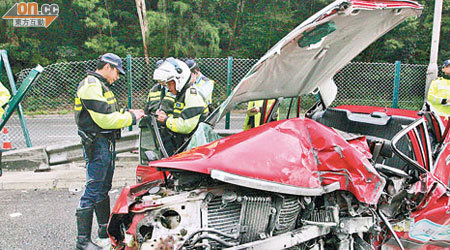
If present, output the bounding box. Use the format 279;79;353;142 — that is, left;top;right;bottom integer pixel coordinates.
87;77;97;84
190;88;197;95
175;102;182;108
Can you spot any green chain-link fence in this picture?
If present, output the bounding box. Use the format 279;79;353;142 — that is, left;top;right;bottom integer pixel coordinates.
6;57;430;149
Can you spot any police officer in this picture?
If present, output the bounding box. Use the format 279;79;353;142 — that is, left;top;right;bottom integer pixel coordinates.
185;59;214;111
0;81;11;117
154;58;208;150
74;53;144;249
428;60;450;116
243;99;279;131
0;81;11;177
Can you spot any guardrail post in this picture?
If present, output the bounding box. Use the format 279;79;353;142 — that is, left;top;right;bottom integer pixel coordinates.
392;60;401;108
226;56;233;129
127;55;133;131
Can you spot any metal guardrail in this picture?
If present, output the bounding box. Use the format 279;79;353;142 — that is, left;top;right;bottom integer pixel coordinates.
46;131;139;165
2;129;241;171
46;130;241;166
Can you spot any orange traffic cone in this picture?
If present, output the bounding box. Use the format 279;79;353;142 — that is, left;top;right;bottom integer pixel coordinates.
2;127;12;150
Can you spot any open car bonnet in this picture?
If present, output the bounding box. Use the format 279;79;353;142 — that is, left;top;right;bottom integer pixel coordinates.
210;0;422;125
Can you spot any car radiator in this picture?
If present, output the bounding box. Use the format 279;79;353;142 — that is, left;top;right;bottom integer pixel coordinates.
207;195;273;245
273;196;301;235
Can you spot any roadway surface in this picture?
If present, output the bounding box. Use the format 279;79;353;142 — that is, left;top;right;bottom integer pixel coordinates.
0;188;119;249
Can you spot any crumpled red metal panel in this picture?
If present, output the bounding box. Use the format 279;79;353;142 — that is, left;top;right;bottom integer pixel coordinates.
146;118;385;204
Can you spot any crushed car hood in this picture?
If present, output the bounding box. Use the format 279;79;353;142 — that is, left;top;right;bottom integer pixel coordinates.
210;0;422;125
148;118;385;204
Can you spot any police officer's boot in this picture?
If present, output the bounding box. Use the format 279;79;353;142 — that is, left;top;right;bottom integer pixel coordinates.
95;196;110;239
75;207;102;250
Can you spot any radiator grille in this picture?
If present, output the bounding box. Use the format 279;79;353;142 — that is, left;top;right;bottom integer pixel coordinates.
239;196;272;243
207;196;241;245
274;196;301;235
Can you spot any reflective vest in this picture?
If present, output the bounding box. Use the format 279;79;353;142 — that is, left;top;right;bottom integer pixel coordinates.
428;77;450;116
243;99;279;131
195;75;214;107
0;81;11;117
145;84;175;115
165;84;208;135
74;72;135;134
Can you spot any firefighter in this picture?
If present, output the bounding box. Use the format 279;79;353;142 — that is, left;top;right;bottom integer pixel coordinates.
428;60;450;116
74;53;144;250
145;59;177;155
154;58;208;151
185;59;215;111
144;59;175;115
0;81;11;117
243;99;279;131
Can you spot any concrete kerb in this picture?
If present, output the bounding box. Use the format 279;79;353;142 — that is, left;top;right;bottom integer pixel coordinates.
0;161;137;190
2;145;49;171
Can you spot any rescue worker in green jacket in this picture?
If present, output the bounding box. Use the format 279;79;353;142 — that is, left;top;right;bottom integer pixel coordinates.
243;99;279;131
144;59;175;115
185;59;215;111
0;81;11;177
428;60;450;116
74;53;144;250
154;58;208;151
0;81;11;117
145;59;177;155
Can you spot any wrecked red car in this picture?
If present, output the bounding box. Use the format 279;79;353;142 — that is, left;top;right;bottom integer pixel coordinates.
107;1;450;249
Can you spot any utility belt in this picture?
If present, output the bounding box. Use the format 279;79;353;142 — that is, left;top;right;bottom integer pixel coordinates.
78;129;120;159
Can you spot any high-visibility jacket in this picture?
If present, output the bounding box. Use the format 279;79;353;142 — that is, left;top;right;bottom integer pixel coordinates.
243;99;279;131
74;72;136;134
165;84;208;135
145;84;175;115
0;82;11;117
428;77;450;116
194;74;214;107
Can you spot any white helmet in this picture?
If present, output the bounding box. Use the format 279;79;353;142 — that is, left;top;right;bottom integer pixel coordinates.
153;57;190;92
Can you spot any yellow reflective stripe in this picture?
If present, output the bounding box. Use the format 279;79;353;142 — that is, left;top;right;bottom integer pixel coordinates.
88;109;133;129
149;97;160;101
164;96;175;101
166;117;178;132
174;109;182;114
104;91;114;98
166;112;201;134
104;91;116;104
148;91;161;97
106;97;116;105
74;97;82;111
